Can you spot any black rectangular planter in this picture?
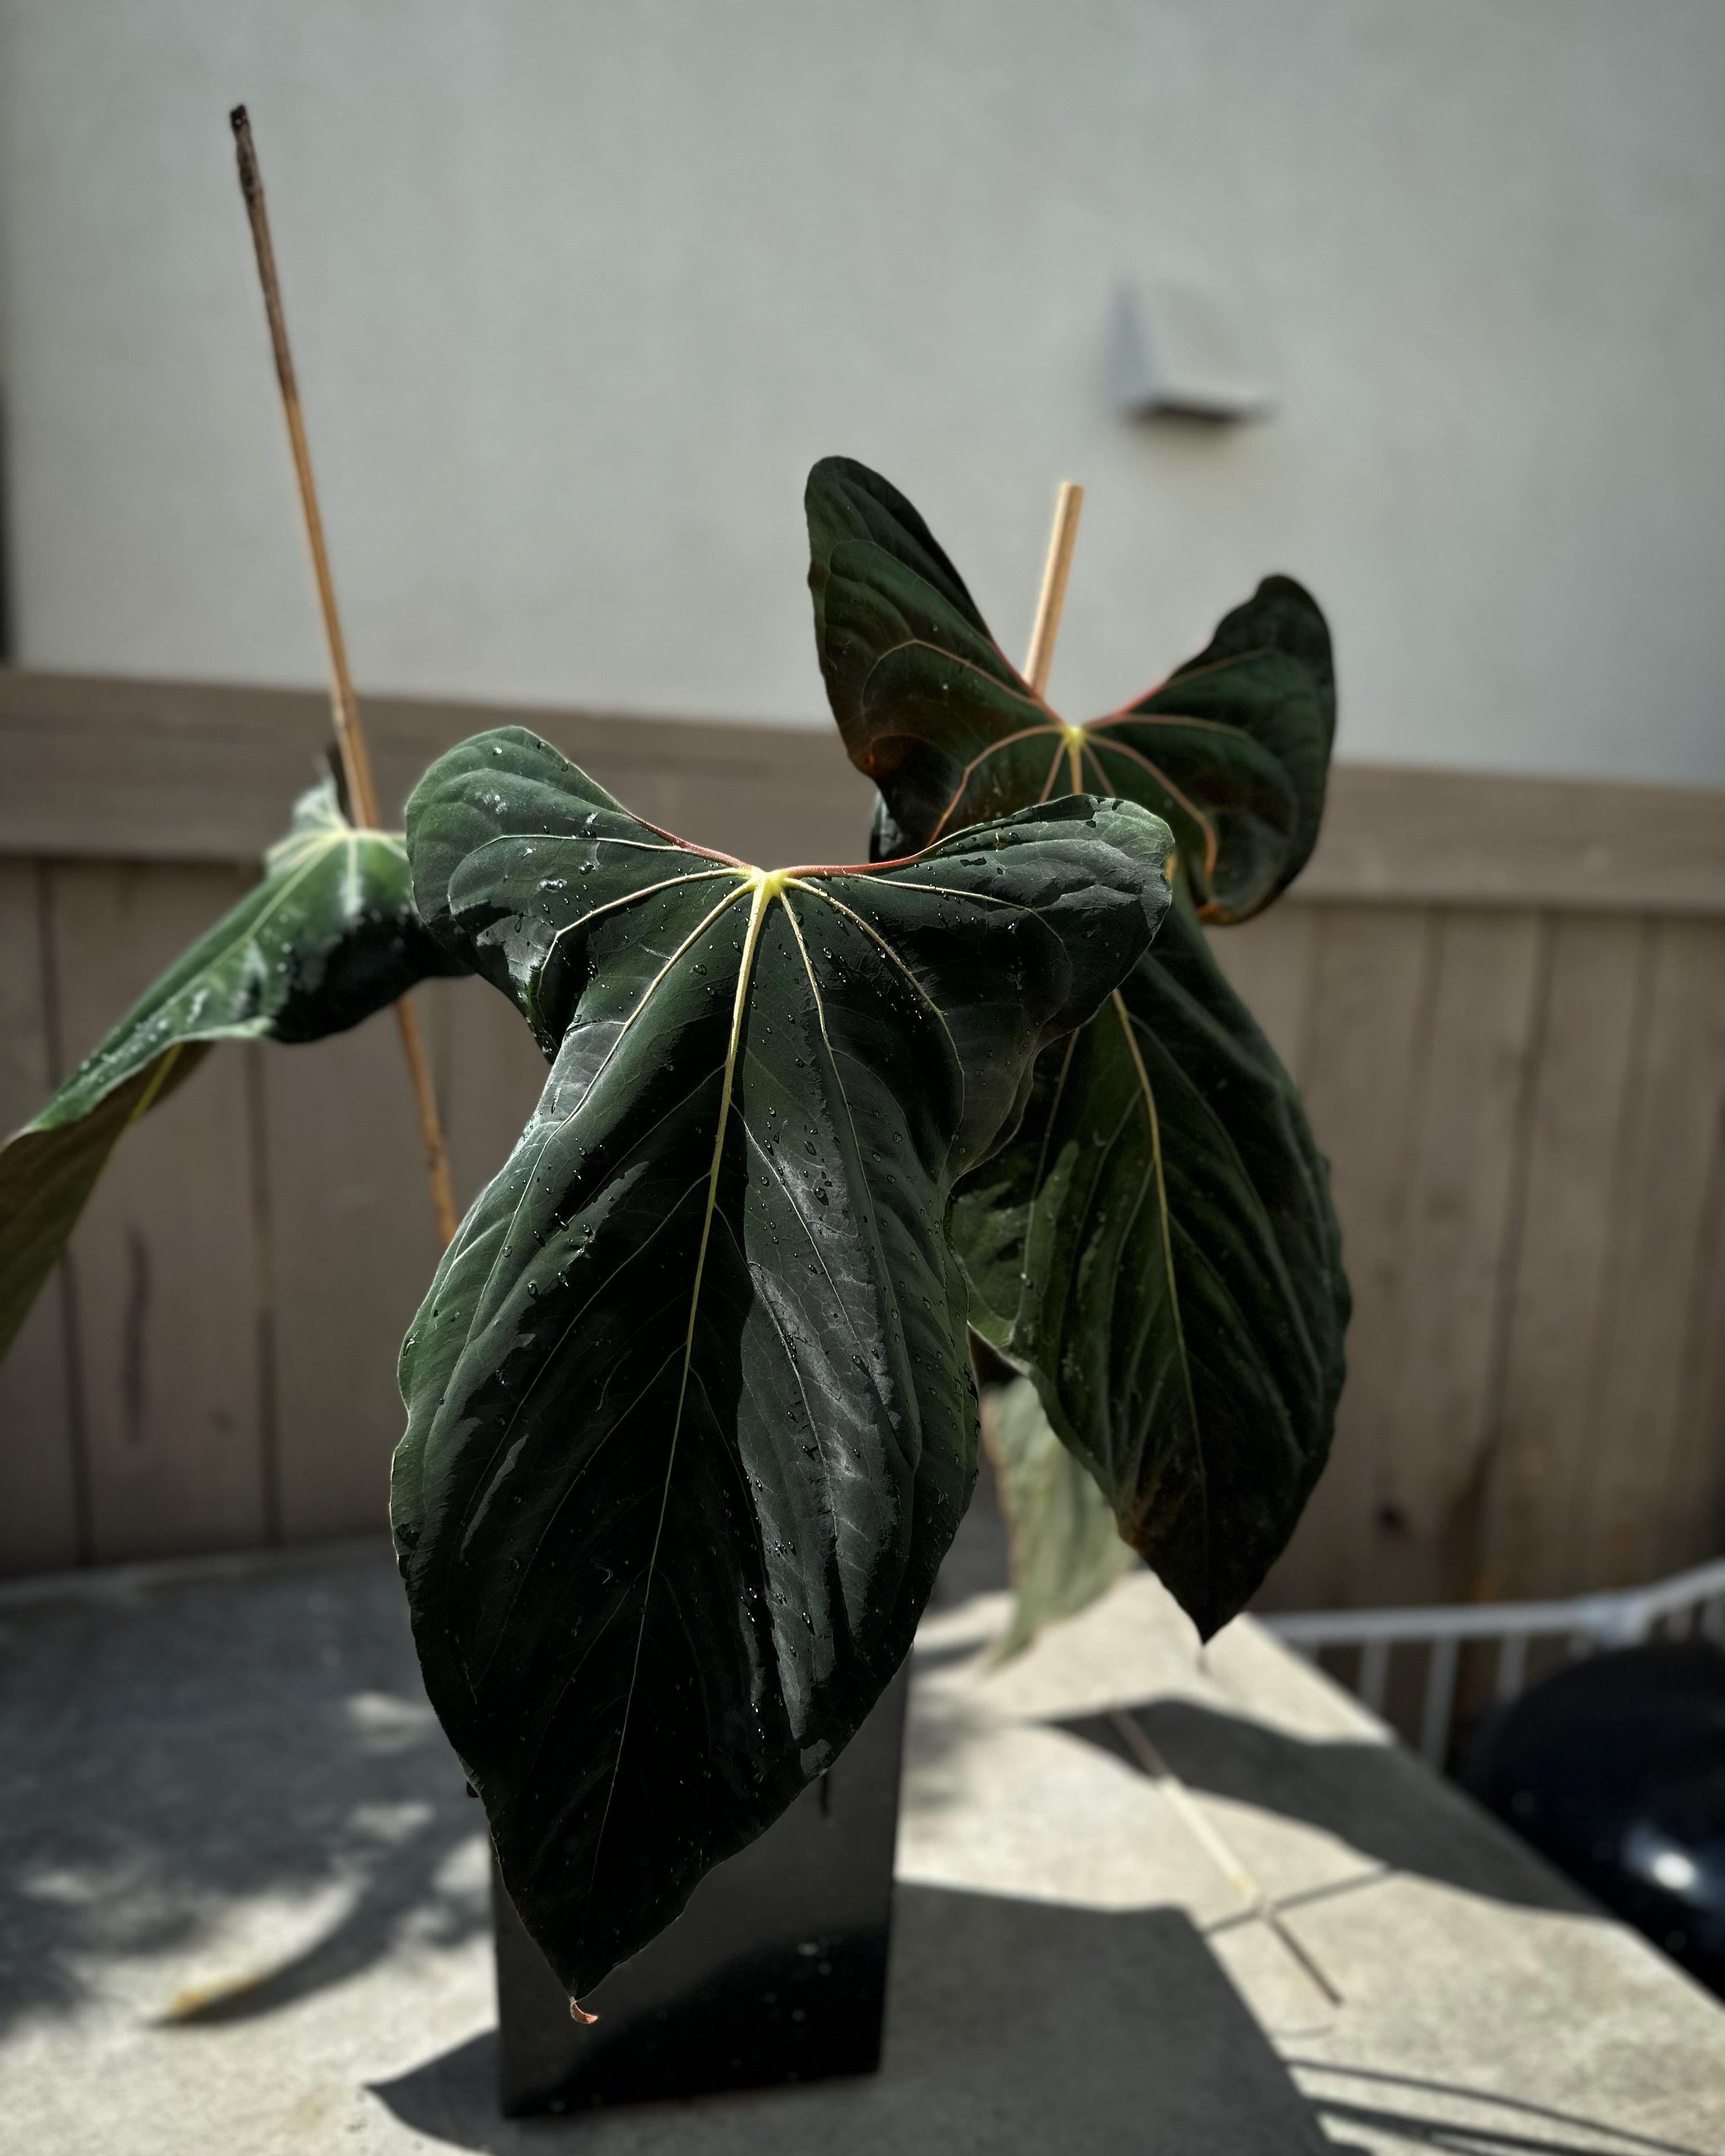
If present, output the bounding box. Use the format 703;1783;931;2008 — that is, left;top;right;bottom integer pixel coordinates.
491;1661;910;2117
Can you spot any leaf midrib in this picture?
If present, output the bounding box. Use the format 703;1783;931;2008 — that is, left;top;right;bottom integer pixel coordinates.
557;856;985;1914
586;870;770;1899
1010;992;1206;1535
1110;987;1207;1547
440;840;1011;1949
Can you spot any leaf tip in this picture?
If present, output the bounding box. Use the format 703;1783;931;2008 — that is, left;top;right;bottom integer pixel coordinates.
569;1998;599;2025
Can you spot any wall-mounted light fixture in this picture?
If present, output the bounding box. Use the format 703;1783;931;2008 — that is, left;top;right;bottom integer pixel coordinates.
1115;279;1276;423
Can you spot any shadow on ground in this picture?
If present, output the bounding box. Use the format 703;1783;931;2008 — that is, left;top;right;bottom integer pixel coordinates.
1059;1698;1588;1915
0;1543;488;2032
371;1882;1711;2156
0;1500;1007;2042
1290;2061;1716;2156
371;1885;1330;2154
3;1542;1712;2155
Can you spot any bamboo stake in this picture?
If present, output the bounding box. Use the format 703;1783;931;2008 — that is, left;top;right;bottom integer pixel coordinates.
1023;480;1084;697
229;106;458;1249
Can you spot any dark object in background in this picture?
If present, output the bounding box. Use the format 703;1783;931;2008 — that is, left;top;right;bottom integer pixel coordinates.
1461;1641;1725;1998
492;1665;909;2117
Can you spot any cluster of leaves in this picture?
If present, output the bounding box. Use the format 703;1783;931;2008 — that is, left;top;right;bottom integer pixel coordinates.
807;457;1347;1642
392;736;1171;1993
0;458;1346;2007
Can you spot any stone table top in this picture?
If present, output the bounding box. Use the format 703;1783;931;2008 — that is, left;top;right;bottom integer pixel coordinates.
1;1539;1720;2154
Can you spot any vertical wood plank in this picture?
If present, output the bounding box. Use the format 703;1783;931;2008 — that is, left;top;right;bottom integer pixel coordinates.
1576;919;1725;1586
1256;907;1436;1609
1664;1100;1725;1567
1472;917;1648;1598
0;862;82;1573
262;993;444;1541
1375;910;1545;1605
50;862;268;1562
1204;905;1319;1084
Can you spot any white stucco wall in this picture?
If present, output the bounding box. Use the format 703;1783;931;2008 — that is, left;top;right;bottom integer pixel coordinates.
1;1;1722;783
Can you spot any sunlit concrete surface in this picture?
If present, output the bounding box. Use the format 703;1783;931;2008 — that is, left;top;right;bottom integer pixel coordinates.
1;1539;1721;2154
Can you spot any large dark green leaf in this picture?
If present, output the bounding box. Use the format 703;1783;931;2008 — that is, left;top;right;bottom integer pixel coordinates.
805;456;1335;920
807;457;1349;1636
953;897;1347;1638
0;780;466;1362
390;727;1172;2000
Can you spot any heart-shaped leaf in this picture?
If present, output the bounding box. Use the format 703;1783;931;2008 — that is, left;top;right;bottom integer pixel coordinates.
953;897;1347;1638
806;456;1334;919
391;727;1173;2000
0;780;467;1362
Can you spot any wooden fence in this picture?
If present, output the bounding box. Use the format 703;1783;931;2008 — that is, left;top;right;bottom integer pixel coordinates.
2;670;1722;1612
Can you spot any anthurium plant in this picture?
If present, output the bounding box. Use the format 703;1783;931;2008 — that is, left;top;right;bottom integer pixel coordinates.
0;459;1346;2009
806;457;1348;1640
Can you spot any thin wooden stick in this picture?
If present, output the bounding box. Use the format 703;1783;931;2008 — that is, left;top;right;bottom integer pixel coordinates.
1023;481;1084;698
230;106;458;1249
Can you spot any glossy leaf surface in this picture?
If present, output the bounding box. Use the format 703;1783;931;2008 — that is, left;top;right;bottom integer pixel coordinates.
808;458;1348;1635
953;898;1347;1636
0;781;465;1363
391;727;1172;1999
1109;577;1334;922
982;1375;1131;1661
807;455;1334;920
